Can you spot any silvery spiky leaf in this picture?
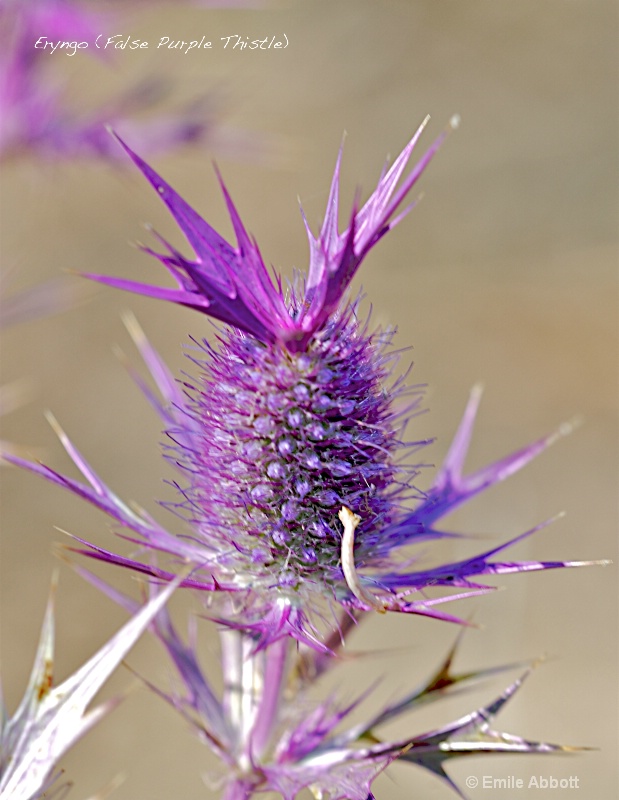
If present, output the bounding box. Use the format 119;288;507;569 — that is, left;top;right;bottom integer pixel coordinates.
0;575;179;800
123;608;581;800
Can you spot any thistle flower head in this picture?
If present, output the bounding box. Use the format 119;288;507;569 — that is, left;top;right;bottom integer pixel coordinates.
7;121;603;650
82;120;450;607
172;307;405;600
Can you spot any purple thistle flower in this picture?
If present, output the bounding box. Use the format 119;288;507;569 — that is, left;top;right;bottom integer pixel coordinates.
4;119;607;800
5;120;605;651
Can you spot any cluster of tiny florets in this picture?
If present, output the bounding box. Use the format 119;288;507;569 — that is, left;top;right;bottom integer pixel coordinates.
170;307;402;590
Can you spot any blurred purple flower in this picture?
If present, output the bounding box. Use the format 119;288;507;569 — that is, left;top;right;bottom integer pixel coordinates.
0;0;259;162
6;120;603;652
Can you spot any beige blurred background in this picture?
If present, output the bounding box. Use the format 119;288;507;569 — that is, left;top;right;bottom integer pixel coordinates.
1;1;617;798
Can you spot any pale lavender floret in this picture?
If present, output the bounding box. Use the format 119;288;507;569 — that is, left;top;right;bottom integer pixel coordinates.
0;574;180;800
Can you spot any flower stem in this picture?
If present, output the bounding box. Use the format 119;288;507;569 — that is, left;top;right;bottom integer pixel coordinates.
248;636;290;761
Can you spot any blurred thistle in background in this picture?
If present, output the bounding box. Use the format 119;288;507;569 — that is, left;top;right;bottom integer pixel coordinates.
0;0;263;163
